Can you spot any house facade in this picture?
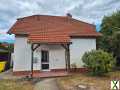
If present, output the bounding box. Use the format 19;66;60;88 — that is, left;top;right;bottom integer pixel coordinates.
9;14;101;77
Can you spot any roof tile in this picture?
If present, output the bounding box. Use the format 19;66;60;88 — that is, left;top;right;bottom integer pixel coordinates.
8;15;101;43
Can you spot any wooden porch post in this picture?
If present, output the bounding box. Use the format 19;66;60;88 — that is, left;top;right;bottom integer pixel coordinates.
67;44;70;72
31;43;40;78
65;48;68;71
31;44;34;78
61;44;71;72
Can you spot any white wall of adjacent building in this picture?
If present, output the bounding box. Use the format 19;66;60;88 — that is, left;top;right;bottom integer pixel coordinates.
13;37;96;72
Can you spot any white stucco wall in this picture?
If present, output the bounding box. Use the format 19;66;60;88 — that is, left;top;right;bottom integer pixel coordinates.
13;36;96;72
13;37;31;71
49;45;66;69
13;38;66;71
70;38;96;68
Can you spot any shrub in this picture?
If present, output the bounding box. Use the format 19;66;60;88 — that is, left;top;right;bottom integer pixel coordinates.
82;49;116;76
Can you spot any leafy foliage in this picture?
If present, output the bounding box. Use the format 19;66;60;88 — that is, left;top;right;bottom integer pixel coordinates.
97;11;120;65
111;32;120;65
82;50;116;76
0;43;14;53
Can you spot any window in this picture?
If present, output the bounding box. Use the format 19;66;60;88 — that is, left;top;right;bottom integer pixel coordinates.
41;50;49;70
41;51;49;62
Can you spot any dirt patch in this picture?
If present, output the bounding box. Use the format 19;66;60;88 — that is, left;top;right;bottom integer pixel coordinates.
34;78;60;90
57;71;120;90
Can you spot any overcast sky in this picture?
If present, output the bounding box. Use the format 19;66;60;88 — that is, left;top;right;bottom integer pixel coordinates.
0;0;120;43
0;0;120;33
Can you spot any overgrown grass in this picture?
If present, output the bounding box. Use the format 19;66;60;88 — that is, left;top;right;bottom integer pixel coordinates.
0;79;34;90
57;71;120;90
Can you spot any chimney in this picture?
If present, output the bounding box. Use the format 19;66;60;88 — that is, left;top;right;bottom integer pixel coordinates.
66;13;72;18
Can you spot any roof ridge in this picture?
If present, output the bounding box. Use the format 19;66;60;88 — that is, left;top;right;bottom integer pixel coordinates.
17;14;95;27
17;14;67;20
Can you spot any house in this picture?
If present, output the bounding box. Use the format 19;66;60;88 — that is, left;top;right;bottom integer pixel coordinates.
8;14;101;77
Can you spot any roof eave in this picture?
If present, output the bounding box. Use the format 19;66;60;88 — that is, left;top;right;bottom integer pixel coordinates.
28;41;72;44
70;34;102;38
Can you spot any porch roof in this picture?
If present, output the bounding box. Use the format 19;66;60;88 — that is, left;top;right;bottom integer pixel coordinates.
28;33;71;44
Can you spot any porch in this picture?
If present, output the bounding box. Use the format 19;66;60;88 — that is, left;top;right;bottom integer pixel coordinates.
33;71;70;78
28;34;72;78
30;43;71;78
13;70;70;78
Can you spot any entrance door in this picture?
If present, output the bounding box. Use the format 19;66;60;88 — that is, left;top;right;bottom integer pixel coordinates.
41;50;49;71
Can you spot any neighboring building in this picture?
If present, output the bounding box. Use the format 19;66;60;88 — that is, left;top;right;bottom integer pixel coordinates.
8;14;101;77
0;43;12;71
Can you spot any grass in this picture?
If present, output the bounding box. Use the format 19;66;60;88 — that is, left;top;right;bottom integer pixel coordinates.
57;71;120;90
0;79;34;90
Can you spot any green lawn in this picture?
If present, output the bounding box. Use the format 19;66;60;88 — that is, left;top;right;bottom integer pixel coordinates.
0;79;34;90
57;71;120;90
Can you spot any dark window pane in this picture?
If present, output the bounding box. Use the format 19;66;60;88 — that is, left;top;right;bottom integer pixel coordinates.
42;64;49;69
41;51;49;62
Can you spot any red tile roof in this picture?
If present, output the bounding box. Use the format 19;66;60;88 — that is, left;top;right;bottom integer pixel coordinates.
9;15;101;43
28;33;70;44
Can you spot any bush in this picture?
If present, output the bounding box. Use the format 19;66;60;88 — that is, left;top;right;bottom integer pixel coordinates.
82;50;116;76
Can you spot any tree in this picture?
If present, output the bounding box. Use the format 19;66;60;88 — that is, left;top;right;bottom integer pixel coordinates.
111;32;120;65
98;11;120;65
